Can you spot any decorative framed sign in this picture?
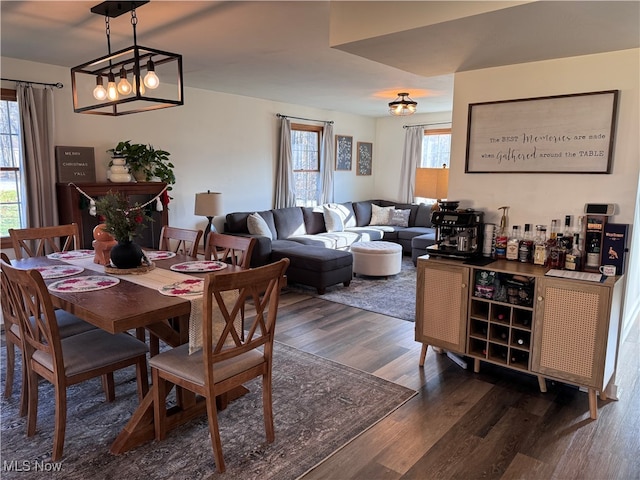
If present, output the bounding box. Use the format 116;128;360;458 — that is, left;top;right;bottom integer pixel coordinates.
465;90;618;174
335;135;353;171
357;142;372;176
55;146;96;182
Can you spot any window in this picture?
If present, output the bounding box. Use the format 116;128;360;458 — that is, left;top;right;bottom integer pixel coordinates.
421;128;451;168
0;88;26;239
291;123;322;207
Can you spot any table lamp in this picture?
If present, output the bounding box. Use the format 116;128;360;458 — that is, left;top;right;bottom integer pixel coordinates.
194;191;222;245
415;166;449;211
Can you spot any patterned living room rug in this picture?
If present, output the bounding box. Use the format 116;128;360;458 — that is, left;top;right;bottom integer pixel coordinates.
284;256;417;321
0;342;416;479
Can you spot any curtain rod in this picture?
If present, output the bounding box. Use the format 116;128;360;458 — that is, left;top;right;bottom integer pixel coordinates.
276;113;334;125
403;121;451;129
1;77;64;89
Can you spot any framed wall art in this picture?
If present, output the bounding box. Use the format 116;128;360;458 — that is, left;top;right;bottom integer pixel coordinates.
357;142;372;176
335;135;353;171
465;90;618;174
55;146;96;183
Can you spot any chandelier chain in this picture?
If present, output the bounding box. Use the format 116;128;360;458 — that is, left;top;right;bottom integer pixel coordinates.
105;15;112;56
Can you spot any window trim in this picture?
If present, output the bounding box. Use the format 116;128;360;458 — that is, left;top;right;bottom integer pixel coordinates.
291;123;322;173
1;88;23;246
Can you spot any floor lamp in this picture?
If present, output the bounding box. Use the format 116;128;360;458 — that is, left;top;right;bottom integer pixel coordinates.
415;166;449;211
194;191;222;247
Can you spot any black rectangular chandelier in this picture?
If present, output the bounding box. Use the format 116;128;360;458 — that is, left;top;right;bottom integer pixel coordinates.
71;1;183;116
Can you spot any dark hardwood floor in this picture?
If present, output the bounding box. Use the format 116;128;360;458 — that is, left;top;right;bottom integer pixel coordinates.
275;292;640;480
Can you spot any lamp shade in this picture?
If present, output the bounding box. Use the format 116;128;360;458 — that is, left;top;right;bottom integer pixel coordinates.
415;167;449;199
194;192;222;217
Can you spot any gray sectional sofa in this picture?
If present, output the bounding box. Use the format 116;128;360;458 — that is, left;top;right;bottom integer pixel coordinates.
224;200;436;293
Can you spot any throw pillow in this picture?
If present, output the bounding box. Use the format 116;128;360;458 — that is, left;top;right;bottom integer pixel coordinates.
247;212;272;239
369;204;395;226
322;206;344;232
389;209;411;227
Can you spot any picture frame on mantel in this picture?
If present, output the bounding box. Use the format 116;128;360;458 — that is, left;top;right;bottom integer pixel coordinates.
335;135;353;171
465;90;619;174
357;142;372;176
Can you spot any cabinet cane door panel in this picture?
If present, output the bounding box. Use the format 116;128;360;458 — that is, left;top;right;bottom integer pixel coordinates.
416;260;469;353
532;278;610;388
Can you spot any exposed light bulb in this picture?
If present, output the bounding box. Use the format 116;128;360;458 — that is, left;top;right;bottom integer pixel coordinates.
106;72;118;101
117;67;132;95
93;75;107;101
143;60;159;89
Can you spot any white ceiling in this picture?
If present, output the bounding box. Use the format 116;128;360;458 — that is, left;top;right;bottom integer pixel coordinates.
1;1;638;118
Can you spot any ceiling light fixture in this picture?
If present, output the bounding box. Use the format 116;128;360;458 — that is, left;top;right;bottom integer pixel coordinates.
71;1;183;116
389;92;418;116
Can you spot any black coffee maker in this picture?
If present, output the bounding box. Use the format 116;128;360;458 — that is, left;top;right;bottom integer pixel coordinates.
427;202;484;259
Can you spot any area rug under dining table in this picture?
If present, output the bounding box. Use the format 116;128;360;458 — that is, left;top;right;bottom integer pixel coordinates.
0;341;416;479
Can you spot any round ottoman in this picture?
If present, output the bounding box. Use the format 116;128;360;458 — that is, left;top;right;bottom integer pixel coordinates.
351;241;402;277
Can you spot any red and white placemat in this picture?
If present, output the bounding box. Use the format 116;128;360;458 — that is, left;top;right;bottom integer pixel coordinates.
35;265;84;279
158;278;204;296
169;261;228;273
47;249;94;260
48;276;120;293
143;250;177;261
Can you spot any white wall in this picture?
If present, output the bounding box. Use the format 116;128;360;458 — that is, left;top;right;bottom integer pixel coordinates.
450;49;639;227
0;57;377;234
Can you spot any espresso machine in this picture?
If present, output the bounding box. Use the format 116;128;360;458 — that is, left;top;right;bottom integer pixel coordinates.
426;208;484;259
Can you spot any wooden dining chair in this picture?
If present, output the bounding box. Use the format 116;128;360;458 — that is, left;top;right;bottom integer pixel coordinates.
9;223;81;260
0;253;97;418
204;232;256;268
159;226;203;258
204;233;257;340
150;258;289;473
0;258;150;461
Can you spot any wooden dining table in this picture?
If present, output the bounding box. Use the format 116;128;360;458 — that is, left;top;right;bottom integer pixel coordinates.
9;252;242;454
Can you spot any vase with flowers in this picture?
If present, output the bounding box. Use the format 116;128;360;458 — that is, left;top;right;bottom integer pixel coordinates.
95;191;152;269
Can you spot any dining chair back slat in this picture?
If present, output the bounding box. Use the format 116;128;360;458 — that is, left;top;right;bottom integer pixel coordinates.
150;258;289;473
159;226;203;258
9;224;80;260
204;233;256;269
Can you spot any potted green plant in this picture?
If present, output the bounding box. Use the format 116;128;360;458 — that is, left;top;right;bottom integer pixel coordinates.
95;191;152;268
108;141;175;189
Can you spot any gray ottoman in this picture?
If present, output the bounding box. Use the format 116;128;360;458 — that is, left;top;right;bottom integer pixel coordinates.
271;246;352;294
351;241;402;277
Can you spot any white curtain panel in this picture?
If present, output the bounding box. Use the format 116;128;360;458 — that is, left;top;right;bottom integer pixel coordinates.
319;122;335;204
18;83;57;227
275;117;296;208
399;125;423;203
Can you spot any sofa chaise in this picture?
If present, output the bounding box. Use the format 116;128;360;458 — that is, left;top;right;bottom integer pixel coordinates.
224;200;436;293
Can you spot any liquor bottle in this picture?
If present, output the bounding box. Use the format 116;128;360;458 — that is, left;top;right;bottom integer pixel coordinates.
561;215;573;250
532;225;547;266
506;226;520;261
586;232;601;269
548;233;566;269
565;233;583;271
518;223;534;263
549;219;559;244
495;206;509;259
